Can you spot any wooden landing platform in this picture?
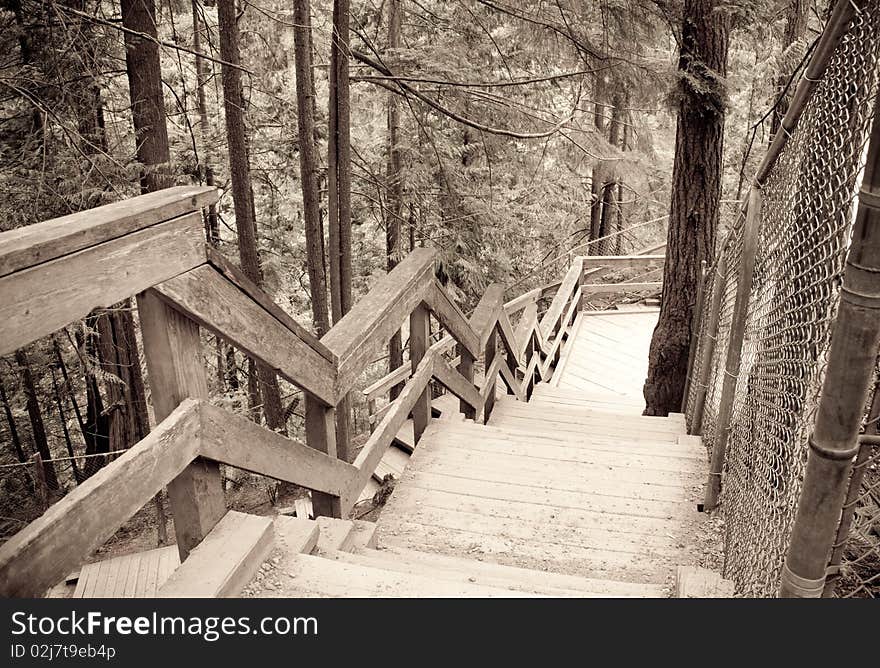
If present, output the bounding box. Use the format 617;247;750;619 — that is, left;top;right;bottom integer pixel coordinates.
72;545;180;598
553;308;658;409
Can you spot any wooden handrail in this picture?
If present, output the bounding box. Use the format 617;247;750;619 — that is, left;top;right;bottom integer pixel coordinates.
0;400;202;597
151;264;337;405
0;186;217;279
322;247;437;398
0;398;356;597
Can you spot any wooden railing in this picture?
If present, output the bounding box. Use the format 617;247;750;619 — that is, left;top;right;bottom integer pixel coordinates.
0;186;662;596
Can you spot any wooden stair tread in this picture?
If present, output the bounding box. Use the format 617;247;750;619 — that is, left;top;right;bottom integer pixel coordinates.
159;511;274;598
326;545;663;597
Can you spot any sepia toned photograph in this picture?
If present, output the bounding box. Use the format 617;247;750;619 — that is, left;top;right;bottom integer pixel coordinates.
0;0;878;624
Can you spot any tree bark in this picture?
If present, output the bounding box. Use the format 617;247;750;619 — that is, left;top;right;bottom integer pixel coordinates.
0;374;27;464
217;0;286;434
120;0;172;192
643;0;731;416
589;72;606;254
50;365;80;483
386;0;404;398
327;0;353;460
293;0;331;337
598;90;622;254
15;349;58;489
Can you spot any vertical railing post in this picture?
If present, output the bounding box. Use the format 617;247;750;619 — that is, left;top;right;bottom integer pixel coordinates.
409;303;431;442
457;344;476;420
305;394;342;518
137;289;226;560
690;254;726;435
704;186;762;511
483;325;497;424
780;102;880;597
682;260;707;412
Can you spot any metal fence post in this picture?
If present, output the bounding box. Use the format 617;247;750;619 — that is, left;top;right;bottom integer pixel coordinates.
780;98;880;597
704;186;762;511
690;254;726;435
682;260;707;412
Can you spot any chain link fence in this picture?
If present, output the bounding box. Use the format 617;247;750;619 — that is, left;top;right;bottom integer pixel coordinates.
685;4;880;597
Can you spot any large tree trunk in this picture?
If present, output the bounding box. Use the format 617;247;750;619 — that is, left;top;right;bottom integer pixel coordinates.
15;349;58;489
327;0;353;460
293;0;331;337
386;0;404;398
216;0;287;435
643;0;731;416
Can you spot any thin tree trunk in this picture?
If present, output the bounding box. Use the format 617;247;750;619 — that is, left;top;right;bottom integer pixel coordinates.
589;73;606;254
598;91;622;255
327;0;353;460
643;0;731;416
386;0;404;398
50;365;80;483
0;375;27;464
293;0;331;337
15;349;58;489
217;0;286;434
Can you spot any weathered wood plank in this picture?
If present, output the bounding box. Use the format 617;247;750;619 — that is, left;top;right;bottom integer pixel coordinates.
151;265;336;404
344;353;434;512
470;284;505;348
0;212;206;357
423;281;480;358
581;255;665;268
498;359;526;402
0;186;217;279
137;291;226;560
541;287;582;378
581;281;662;294
304;395;341;519
198;402;358;497
409;303;432;444
159;511;274;598
503;287;541;315
205;247;333;362
0;401;200;598
496;309;522;368
323;248;436;396
514;302;539;361
539;258;583;339
432;354;482;412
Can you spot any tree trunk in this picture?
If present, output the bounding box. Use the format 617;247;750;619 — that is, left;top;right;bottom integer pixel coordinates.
50;365;81;483
0;374;27;464
589;72;606;254
293;0;331;337
327;0;353;460
120;0;172;192
598;91;622;254
15;349;58;489
217;0;286;434
386;0;404;398
643;0;731;416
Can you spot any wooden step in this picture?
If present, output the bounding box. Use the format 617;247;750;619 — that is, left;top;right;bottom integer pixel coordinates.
259;553;541;598
159;511;274;598
315;517;356;552
325;545;664;597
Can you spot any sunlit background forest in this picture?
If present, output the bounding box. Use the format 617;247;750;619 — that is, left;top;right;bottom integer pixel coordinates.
0;0;819;546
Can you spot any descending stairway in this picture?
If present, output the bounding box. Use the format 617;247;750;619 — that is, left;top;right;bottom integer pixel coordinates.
60;306;709;599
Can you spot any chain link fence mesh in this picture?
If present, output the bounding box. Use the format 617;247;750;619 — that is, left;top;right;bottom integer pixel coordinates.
685;4;880;597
